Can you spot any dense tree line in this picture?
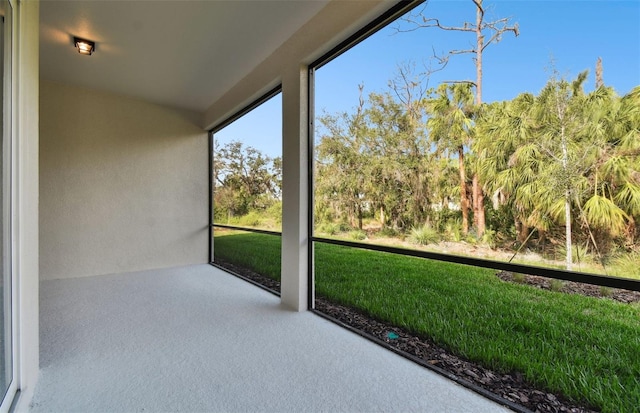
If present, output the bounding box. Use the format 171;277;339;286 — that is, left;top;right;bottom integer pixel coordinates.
314;71;640;268
475;73;640;268
213;71;640;270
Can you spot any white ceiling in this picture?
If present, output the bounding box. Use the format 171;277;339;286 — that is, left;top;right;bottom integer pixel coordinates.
39;0;330;113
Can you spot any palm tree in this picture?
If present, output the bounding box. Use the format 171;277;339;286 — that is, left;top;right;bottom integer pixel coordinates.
475;96;538;244
476;73;639;270
580;85;640;253
426;83;476;235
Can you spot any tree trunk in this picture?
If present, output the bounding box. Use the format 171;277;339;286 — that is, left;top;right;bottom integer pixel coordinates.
516;218;529;244
473;0;486;237
472;175;486;236
565;194;572;270
475;1;483;108
473;175;479;229
477;186;485;235
595;57;603;88
561;124;573;270
458;146;470;235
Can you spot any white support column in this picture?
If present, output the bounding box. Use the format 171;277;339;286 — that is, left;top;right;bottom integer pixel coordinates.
280;65;310;312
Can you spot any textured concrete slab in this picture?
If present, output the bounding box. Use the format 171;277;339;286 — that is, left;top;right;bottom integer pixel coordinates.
32;265;510;413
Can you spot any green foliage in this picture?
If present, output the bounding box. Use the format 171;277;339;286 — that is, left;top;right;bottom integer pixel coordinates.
213;66;640;277
599;286;613;297
610;252;640;279
213;140;281;219
583;195;629;236
512;273;526;283
556;244;595;266
218;207;282;231
265;202;282;224
550;279;565;292
464;233;479;245
481;228;497;249
318;222;342;236
485;204;516;241
315;78;432;232
378;226;399;238
443;219;463;242
234;211;263;228
475;78;639;267
426;83;475;235
409;225;440;245
348;230;367;241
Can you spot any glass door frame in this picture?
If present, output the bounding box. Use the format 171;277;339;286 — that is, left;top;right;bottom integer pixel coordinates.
0;0;17;410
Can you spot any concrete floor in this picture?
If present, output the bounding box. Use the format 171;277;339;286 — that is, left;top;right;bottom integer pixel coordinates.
31;264;511;413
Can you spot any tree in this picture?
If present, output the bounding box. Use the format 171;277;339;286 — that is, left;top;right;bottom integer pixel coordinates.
475;96;539;244
426;83;475;234
400;0;519;236
475;71;639;270
366;90;431;230
386;65;431;227
213;141;281;221
581;85;640;253
315;86;371;230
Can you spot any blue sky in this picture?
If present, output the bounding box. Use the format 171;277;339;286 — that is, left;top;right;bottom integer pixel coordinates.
215;0;640;159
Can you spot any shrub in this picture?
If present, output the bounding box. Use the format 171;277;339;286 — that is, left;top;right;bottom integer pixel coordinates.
338;222;353;232
444;220;462;242
556;244;594;266
599;286;613;297
348;230;367;241
265;202;282;224
318;222;341;236
513;273;526;283
236;211;263;227
550;279;564;292
378;227;398;237
482;228;497;249
409;225;440;246
610;252;640;280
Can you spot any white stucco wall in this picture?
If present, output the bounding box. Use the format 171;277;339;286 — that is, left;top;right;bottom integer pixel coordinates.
39;80;208;280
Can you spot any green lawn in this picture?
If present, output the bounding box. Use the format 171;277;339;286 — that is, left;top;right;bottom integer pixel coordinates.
213;229;282;281
213;230;640;413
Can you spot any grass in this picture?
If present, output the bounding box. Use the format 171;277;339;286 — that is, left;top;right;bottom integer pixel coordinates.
213;229;281;282
213;231;640;413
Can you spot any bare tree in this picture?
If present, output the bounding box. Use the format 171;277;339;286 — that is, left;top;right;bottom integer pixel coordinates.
400;0;519;236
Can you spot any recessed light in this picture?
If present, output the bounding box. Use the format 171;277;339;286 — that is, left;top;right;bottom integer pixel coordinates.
74;36;95;56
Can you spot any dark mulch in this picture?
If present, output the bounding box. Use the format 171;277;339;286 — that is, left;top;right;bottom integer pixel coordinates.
212;260;624;413
213;259;281;293
496;271;640;304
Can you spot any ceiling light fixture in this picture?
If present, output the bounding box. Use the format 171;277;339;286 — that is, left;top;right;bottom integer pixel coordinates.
74;36;95;56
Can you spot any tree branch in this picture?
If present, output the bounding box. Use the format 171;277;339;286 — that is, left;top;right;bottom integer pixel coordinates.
442;80;478;87
481;21;519;52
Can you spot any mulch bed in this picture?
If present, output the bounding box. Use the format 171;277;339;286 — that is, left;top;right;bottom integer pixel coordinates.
212;259;639;412
496;271;640;304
